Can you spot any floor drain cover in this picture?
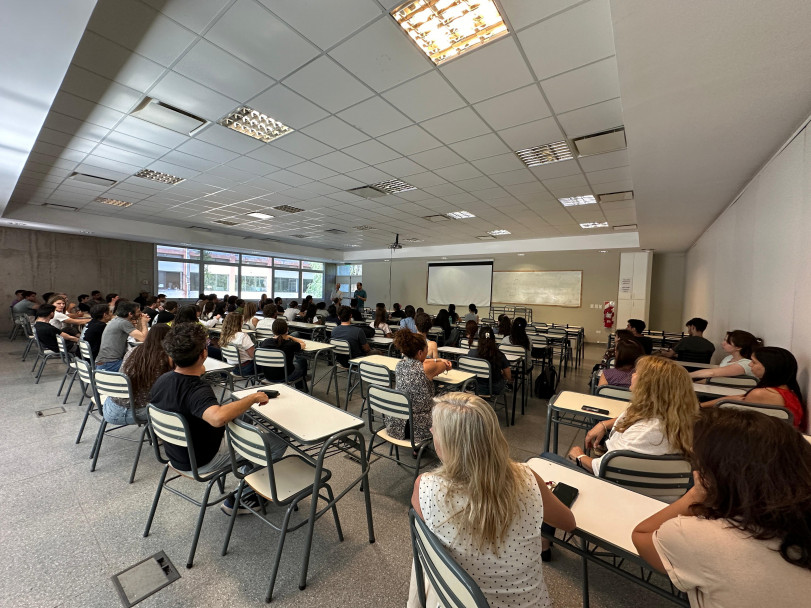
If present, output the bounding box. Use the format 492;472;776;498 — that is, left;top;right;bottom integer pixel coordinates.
111;551;180;607
35;407;66;417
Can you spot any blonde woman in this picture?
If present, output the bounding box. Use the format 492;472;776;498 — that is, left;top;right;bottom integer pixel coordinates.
409;393;575;608
243;301;259;329
567;356;699;476
219;312;256;376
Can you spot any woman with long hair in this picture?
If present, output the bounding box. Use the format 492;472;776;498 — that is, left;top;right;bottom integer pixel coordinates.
465;319;478;348
243;301;259;329
468;326;512;395
633;408;811;605
47;295;90;333
409;393;575;607
103;323;172;425
219;312;255;375
690;329;762;379
598;339;645;387
173;305;199;325
447;303;459;324
434;309;452;342
415;313;439;359
371;307;392;337
568;356;699;475
497;314;512;338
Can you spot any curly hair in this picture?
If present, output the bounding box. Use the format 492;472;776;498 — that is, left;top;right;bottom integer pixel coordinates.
393;327;427;358
162;322;207;367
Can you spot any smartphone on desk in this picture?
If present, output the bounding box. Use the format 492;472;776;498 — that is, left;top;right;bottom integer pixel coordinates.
552;482;579;508
259;389;279;399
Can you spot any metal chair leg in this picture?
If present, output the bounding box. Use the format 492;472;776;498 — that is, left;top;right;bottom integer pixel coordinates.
221;480;245;556
90;420;107;470
143;465;169;537
129;424;151;484
267;505;296;601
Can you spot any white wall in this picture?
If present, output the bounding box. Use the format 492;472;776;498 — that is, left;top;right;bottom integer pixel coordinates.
684;122;810;427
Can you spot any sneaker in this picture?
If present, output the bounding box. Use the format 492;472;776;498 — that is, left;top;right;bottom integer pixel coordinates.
221;492;261;516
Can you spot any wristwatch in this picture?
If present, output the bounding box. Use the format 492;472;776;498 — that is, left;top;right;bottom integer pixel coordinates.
575;454;585;469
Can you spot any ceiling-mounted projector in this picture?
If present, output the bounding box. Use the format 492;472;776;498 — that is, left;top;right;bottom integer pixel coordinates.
388;233;402;250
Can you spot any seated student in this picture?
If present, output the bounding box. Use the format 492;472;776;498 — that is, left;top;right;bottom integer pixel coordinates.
703;346;805;427
47;295;90;334
568;356;698;476
689;329;762;380
149;323;284;515
464;320;478;349
104;323;172;425
199;300;220;326
389;302;405;319
348;298;364;322
90;290;104;305
626;319;653;354
82;304;112;360
34;305;79;353
226;295;238;313
12;291;39;320
599;328;635;367
257;319;308;391
497;314;512;338
331;306;375;364
218;313;256;376
468;326;511;396
632;408;811;607
314;301;328;321
385;330;450;444
434;309;452;344
415;313;439;359
599;339;645;388
10;289;25;311
282;301;299;322
172;305;200;326
400;305;418;333
660;317;715;362
153;300;178;326
96;301;148;372
410;393;576;608
142;297;160;323
273;296;283;310
105;293;119;312
242;302;259;329
371;307;392;337
76;294;92;313
298;303;319;324
256;304;278;331
134;291;150;308
324;304;340;325
501;316;532;361
462;303;478;323
447;303;459;324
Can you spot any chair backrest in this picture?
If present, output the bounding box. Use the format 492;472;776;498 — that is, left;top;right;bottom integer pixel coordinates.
325;322;337;328
368;385;410;421
499;344;525;358
374;327;385;337
221;344;242;365
597;450;692;503
77;339;94;365
73;358;95;390
22;316;35;339
94;369;133;400
147;404;190;448
409;510;491;608
716;399;794;424
330;338;351;356
457;356;492;384
594;385;631;401
255;328;274;342
254;347;287;370
225;418;268;468
359;361;392;388
56;335;71;361
707;375;758;387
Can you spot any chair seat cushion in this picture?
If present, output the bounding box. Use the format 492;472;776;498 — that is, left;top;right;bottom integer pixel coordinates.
245;456;324;502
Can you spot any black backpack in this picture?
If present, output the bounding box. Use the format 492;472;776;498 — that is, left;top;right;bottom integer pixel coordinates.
534;365;558;399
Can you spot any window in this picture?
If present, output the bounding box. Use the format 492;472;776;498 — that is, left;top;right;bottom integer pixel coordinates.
274;257;300;269
156;245;200;260
302;271;323;299
242;254;273;267
337;264;362;302
241;266;272;298
157;261;199;298
302;260;323;271
204;264;239;296
204;249;239;263
273;270;299;299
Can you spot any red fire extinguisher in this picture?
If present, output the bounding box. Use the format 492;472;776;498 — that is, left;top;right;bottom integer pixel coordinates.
603;301;615;329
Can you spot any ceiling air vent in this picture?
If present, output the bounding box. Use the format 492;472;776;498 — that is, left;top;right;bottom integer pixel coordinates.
613;224;638;231
572;127;626;157
43;203;79;211
597;190;634;203
68;172;117;187
324;228;347;234
131;97;208;135
347;185;387;199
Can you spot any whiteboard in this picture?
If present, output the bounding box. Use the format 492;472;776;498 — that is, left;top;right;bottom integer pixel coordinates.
492;271;582;307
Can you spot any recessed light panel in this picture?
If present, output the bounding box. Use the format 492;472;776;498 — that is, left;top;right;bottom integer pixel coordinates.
272;205;304;214
95;197;133;208
218;106;293;143
488;229;511;236
580;222;609;229
131;97;207;135
391;0;508;65
515;141;573;167
135;169;184;185
371;179;417;194
559;195;596;207
246;212;274;220
446;210;475;219
598;191;634;203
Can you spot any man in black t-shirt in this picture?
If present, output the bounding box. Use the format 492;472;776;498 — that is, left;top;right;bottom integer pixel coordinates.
626;319;653;355
34;305;78;353
661;317;716;363
331;306;379;365
148;323;286;475
257;318;308;391
82;304;112;359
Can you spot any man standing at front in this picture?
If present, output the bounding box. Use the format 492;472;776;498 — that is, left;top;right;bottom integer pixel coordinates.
330;283;342;304
353;282;367;310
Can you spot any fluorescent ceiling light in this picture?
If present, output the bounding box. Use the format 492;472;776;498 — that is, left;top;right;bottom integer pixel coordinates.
371;179;416;194
488;229;511;236
613;224;638;231
95;197;132;208
559;195;596;207
272;205;304;214
580;222;609;229
446;210;475;219
68;172;117;187
246;212;273;220
135;169;184;185
477;235;496;240
218;106;293;143
131;97;207;135
391;0;508;65
515;141;573;167
424;214;451;222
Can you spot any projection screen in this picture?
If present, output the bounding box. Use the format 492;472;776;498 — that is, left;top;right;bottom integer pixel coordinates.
426;261;493;307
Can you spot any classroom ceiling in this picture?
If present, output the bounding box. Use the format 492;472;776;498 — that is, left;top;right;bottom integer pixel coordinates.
2;0;810;256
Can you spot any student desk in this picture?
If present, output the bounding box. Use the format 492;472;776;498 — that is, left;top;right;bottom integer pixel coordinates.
544;391;629;454
295;339;338;405
368;335;395;355
202;358;234;373
527;457;688;607
673;360;718;369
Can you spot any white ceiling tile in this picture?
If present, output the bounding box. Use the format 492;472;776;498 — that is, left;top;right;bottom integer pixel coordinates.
420;107;492;145
150;71;240;122
449;133;511;161
312;151;367;173
374;156;425;177
337;96;413;138
409;146;465;169
37;129;96;154
248;85;329;130
470;152;525;174
287;161;338;181
157;150;219;172
265;0;381;50
92;143;156;168
490;169;536;186
61;66;142;114
586;166;631;184
501;0;588;38
518;0;615;80
557;98;624;138
529;159;583;180
266;169;311;187
577;149;629;172
177;138;240;164
246;145;305;169
272;132;334;159
145;160;201;180
378;125;442;156
194;124;265;154
301;116;369;148
504;181;551;197
115;116;190;149
382;71;466;122
103;131;170;160
225;156;278;176
299;181;340;195
343;140;401;165
498;117;565;150
406;172;447;188
79;156;141;177
345;167;392;183
423;183;464;197
433;163;483;181
455;176;498;191
541;56;620;114
87;0;197;67
72;32;166;93
207;0;320;80
321;174;364;189
174;39;275;101
284;56;374;113
473;85;552;131
593;179;633;194
440;37;534;104
142;0;227;33
543;173;590;190
329;17;431;92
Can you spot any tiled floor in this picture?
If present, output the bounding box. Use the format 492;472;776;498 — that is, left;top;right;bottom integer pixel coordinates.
0;338;676;607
